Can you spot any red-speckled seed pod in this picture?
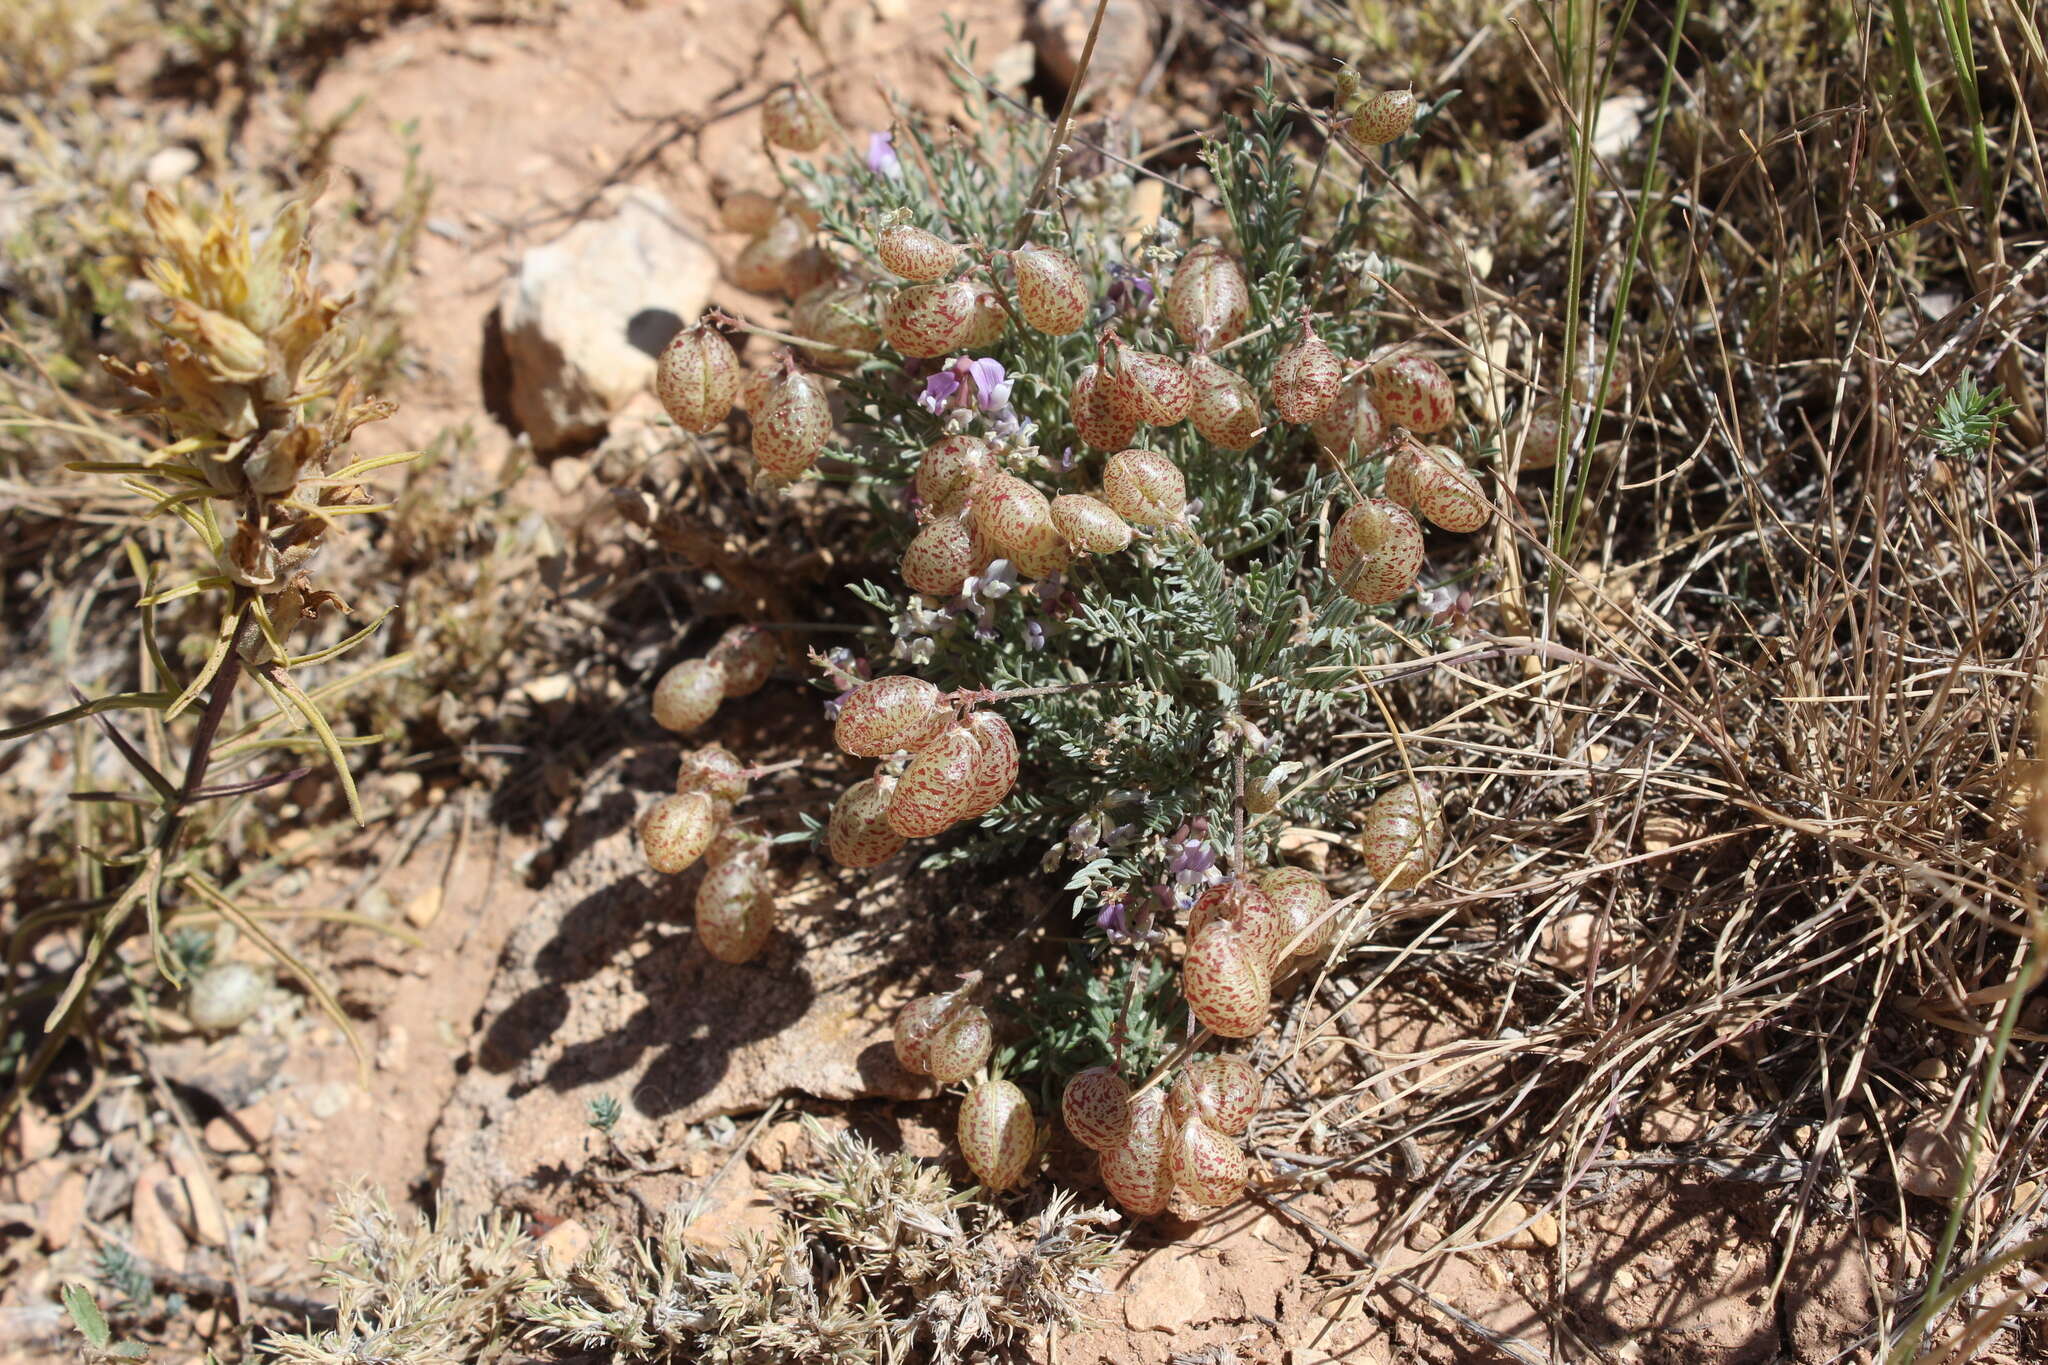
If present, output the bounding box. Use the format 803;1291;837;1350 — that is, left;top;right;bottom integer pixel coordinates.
1168;1054;1262;1136
1013;245;1089;334
882;280;980;358
926;1006;994;1085
695;851;776;963
638;791;720;874
708;624;778;698
1257;866;1334;960
893;992;952;1074
752;371;832;482
1051;493;1133;555
1181;920;1271;1038
914;435;993;512
737;368;777;414
1062;1066;1133;1151
780;246;838;301
1186;880;1286;970
656;322;741;433
957;711;1018;820
676;744;749;808
958;1078;1035;1191
732;214;807;294
886;724;980;838
653;659;726;733
1189;355;1262;451
828;776;906;868
1371;354;1457;433
1170;1116;1248;1207
1361;779;1444;890
1109;343;1193;427
790;279;879;360
877;223;962;282
1327;499;1424;606
1073;363;1139;451
1098;1087;1174;1216
1272;323;1343;423
972;473;1056;559
720;190;780;235
1349;89;1418;146
1165;241;1251;348
1102;449;1187;527
1309;382;1386;465
902;513;984;597
834;676;952;757
1518;402;1565;471
762;85;829;151
1387;444;1489;533
960;288;1009;349
1008;523;1072;580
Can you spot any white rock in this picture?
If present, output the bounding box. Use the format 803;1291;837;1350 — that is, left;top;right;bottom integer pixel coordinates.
498;187;717;454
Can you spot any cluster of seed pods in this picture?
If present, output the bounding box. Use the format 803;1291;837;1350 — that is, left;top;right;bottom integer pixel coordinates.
824;676;1020;868
1063;1052;1265;1213
891;982;1039;1191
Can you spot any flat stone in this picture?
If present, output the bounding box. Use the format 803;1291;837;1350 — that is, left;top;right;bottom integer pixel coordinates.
1121;1249;1210;1332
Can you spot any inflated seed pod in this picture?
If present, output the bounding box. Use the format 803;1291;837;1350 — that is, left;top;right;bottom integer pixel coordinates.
1012;244;1089;334
638;791;720;874
1349;89;1418;146
1007;523;1072;580
958;1078;1035;1191
834;676;952;757
656;322;742;433
732;214;808;294
790;279;880;361
957;711;1019;820
1518;402;1565;471
1308;381;1386;465
877;222;962;282
893;992;953;1074
780;245;838;300
762;85;829;151
1181;920;1272;1038
1165;241;1251;348
1062;1065;1134;1151
885;724;981;838
881;279;981;357
1185;880;1285;970
925;1006;995;1085
186;962;266;1032
971;473;1057;559
1106;342;1193;427
708;624;779;698
676;743;749;808
751;371;833;482
1167;1054;1262;1136
1388;444;1489;533
1073;363;1139;451
959;287;1009;350
1256;866;1333;960
827;776;906;868
1101;449;1187;527
736;367;778;414
1050;493;1133;555
1370;354;1456;433
1170;1115;1249;1207
914;435;993;512
1327;498;1424;606
653;658;726;733
695;850;776;963
1272;321;1343;423
1361;779;1444;890
902;513;984;597
1188;355;1262;451
720;189;780;235
1098;1088;1174;1216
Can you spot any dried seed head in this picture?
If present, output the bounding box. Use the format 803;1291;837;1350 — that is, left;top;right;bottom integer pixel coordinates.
695;853;777;963
656;322;742;433
1188;356;1262;451
1256;866;1334;960
762;85;830;152
925;1005;994;1085
653;658;726;733
1012;244;1090;334
958;1078;1035;1191
886;724;981;838
1348;88;1418;146
638;791;721;874
732;214;808;294
876;222;962;282
1165;241;1251;348
676;743;749;808
1073;362;1140;451
971;473;1057;559
1101;449;1187;527
881;279;980;357
834;675;952;757
790;279;880;360
1370;354;1457;433
828;776;906;868
1272;322;1343;423
752;371;832;482
1181;920;1272;1038
1186;879;1286;970
957;710;1019;820
1308;381;1387;465
1327;498;1424;606
1098;1087;1174;1216
914;434;993;512
720;189;780;235
1167;1054;1262;1136
1361;779;1444;889
893;992;953;1074
1062;1065;1134;1151
708;624;780;698
1050;493;1133;555
1170;1116;1249;1206
1108;342;1194;427
902;513;985;597
1388;444;1489;532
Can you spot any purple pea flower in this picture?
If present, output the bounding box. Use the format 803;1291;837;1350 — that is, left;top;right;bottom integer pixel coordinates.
919;368;963;415
867;132;902;179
